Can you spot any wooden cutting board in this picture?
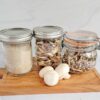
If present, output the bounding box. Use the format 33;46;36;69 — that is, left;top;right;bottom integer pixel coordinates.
0;67;100;96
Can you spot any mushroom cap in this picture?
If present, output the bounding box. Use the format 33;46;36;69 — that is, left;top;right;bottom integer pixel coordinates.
59;73;71;80
44;70;59;86
39;66;54;78
55;63;70;79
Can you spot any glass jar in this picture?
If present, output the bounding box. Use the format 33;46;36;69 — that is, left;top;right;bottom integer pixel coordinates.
0;28;33;75
62;30;100;73
33;26;63;69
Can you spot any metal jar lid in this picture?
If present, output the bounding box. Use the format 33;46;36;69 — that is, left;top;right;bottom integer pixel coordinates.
0;28;32;43
63;30;99;52
33;26;63;39
65;30;98;42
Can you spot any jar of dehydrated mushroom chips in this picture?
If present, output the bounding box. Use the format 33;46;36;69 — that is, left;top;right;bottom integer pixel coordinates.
62;30;100;74
33;26;63;69
0;28;33;75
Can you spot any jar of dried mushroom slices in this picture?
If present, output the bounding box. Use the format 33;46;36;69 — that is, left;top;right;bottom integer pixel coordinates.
62;30;100;74
33;26;63;69
0;28;33;75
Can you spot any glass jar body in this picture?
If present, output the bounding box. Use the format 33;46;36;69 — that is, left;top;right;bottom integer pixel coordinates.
3;40;33;75
62;47;97;73
36;37;62;69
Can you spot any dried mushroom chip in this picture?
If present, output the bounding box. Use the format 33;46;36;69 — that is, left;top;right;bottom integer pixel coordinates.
36;37;62;69
63;49;97;73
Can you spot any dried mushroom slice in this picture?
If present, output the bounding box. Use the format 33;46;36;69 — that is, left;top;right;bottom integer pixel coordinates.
36;37;62;69
63;49;97;73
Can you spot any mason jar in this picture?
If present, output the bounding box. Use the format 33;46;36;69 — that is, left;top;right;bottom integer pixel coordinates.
33;26;63;69
62;30;100;74
0;28;33;75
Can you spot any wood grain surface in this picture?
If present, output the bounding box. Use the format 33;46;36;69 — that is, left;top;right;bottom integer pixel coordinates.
0;68;100;96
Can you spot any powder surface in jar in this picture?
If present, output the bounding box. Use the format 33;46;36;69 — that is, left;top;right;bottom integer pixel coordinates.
3;42;33;74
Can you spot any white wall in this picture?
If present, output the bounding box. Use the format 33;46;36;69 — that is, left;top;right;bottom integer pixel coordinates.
0;0;100;99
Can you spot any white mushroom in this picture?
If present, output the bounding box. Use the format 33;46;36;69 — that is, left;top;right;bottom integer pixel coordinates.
55;63;71;80
44;70;59;86
39;66;54;78
60;73;71;80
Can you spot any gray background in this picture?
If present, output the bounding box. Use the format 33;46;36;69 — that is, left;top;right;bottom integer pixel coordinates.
0;0;100;99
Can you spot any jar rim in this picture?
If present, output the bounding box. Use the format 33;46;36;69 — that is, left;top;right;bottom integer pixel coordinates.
65;30;98;42
0;28;33;43
63;30;99;52
63;42;97;52
33;26;63;39
64;38;98;47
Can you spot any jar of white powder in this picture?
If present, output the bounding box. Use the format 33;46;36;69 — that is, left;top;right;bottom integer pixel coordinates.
0;28;33;75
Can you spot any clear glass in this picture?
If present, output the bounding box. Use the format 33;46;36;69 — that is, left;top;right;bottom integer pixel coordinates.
62;47;97;73
36;37;62;69
3;41;33;75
